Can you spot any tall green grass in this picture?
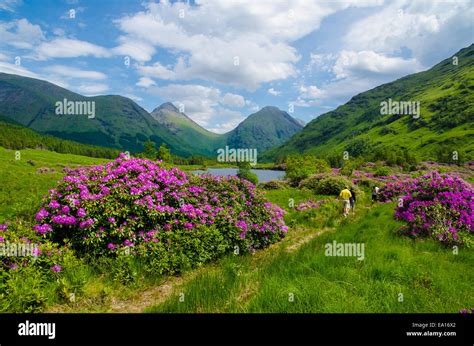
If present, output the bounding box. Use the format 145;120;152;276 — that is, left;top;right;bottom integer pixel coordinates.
148;203;473;313
0;147;107;222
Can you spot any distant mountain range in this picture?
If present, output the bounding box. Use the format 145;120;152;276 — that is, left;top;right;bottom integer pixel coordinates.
0;73;303;157
2;44;471;163
263;44;474;161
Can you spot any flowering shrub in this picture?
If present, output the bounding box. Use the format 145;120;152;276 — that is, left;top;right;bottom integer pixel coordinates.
379;172;474;247
32;154;287;271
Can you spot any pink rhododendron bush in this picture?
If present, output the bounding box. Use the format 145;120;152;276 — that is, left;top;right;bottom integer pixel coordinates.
379;172;474;247
33;154;287;273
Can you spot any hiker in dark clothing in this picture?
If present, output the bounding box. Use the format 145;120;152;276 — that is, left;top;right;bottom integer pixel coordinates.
349;188;356;214
371;186;379;204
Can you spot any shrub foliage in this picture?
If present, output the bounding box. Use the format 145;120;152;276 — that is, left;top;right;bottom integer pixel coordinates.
32;154;288;274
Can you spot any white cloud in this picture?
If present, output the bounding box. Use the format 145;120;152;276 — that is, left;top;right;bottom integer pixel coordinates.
294;84;325;107
0;18;44;49
52;27;66;37
267;88;281;96
301;23;426;106
306;53;335;72
297;0;472;113
207;108;245;134
43;65;107;80
76;83;109;95
344;0;474;65
0;0;22;12
135;61;176;80
113;38;156;62
136;77;156;88
0;18;111;62
332;50;422;79
35;38;111;60
114;0;381;90
299;85;325;99
245;99;260;112
221;92;245;107
295;75;390;108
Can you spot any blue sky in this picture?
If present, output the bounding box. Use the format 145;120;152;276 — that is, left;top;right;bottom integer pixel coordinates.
0;0;473;133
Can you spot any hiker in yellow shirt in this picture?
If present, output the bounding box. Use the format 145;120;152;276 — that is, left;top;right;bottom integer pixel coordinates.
339;186;352;217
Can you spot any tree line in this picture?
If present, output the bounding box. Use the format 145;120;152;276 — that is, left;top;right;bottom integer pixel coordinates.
0;121;120;159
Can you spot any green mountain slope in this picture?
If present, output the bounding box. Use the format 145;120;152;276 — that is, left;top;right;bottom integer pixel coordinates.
262;44;474;161
0;73;211;156
224;106;303;153
150;102;225;156
0;115;120;158
151;104;303;156
0;73;304;158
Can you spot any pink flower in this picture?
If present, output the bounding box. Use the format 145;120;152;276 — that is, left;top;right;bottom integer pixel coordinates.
77;208;87;218
33;224;53;234
61;205;70;214
79;218;94;229
236;220;248;231
31;246;41;257
51;264;62;273
48;200;60;209
36;209;49;221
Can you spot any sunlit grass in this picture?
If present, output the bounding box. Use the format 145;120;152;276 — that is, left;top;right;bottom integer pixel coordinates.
1;147;472;313
148;202;473;313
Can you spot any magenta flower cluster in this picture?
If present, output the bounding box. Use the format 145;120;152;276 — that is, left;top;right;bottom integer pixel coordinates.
379;172;474;246
51;264;62;273
0;224;7;243
33;153;288;255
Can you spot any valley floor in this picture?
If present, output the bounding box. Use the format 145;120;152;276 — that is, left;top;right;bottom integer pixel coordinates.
0;148;472;313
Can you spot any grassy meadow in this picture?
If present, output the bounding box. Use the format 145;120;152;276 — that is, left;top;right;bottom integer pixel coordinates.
148;202;473;313
0;147;472;313
0;147;107;222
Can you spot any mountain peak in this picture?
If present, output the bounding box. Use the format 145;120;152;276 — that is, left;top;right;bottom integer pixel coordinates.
249;105;302;129
149;100;220;139
154;102;180;113
260;105;281;112
225;104;303;152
